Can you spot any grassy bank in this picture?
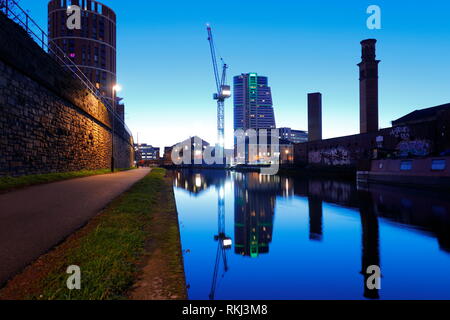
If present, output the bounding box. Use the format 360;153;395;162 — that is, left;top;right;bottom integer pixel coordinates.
0;168;134;193
0;168;186;300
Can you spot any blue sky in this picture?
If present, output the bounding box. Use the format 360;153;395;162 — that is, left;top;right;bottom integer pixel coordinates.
20;0;450;149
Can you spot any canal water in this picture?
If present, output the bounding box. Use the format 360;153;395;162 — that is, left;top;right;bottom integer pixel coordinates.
171;169;450;300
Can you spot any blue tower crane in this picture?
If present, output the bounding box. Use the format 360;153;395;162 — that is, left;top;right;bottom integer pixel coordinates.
206;24;231;154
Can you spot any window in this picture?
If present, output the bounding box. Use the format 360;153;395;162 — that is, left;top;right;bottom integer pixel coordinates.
431;159;446;171
400;160;413;171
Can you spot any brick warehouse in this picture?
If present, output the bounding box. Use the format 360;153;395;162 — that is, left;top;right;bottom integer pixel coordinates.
294;39;450;170
0;11;134;176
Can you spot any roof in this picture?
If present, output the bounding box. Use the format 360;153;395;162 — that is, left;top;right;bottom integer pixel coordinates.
170;136;210;148
392;103;450;126
279;138;294;145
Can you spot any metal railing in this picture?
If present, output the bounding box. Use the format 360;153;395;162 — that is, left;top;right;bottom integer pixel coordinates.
0;0;133;138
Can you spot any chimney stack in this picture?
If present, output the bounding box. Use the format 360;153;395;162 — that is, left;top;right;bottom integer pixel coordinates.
308;93;322;141
358;39;380;133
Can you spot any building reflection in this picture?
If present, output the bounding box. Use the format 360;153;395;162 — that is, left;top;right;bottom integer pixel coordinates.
366;185;450;253
172;169;450;299
172;169;228;196
172;169;450;256
171;169;450;256
308;195;323;241
358;190;380;299
233;173;277;257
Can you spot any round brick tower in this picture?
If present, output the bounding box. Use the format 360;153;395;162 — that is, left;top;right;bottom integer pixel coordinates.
48;0;116;103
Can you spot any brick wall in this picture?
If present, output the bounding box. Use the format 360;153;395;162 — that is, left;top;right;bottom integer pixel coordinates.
0;12;134;176
294;118;449;170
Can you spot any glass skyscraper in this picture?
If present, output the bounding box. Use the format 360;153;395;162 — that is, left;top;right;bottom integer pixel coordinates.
233;73;276;131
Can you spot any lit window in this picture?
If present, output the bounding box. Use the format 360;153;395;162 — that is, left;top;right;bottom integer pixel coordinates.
400;160;412;171
431;159;446;171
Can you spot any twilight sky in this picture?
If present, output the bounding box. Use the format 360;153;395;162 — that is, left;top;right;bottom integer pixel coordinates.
20;0;450;149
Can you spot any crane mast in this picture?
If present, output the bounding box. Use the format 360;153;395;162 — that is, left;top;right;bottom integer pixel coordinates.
209;186;231;300
206;25;232;300
207;25;231;153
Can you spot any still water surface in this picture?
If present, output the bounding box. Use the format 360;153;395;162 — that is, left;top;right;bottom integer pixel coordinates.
171;169;450;300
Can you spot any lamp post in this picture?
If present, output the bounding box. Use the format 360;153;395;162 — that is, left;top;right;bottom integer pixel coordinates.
112;84;122;172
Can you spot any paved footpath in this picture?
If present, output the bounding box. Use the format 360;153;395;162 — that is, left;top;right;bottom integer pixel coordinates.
0;168;151;287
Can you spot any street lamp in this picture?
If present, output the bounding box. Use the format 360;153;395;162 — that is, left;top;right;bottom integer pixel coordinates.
111;83;122;172
113;84;122;93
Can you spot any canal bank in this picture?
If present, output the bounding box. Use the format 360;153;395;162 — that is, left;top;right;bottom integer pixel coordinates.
0;168;186;300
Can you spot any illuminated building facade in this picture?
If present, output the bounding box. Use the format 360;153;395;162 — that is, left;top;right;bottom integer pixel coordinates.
233;73;276;131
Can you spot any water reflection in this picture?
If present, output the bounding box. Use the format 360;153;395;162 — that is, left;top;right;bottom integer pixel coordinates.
308;195;323;241
171;169;450;300
358;191;380;299
234;173;277;257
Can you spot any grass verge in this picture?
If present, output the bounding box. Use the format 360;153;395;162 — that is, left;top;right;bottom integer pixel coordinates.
0;168;186;300
0;168;135;193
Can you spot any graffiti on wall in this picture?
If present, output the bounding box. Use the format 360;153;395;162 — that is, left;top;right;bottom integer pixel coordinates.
309;147;351;166
390;126;410;140
397;139;432;157
391;126;432;156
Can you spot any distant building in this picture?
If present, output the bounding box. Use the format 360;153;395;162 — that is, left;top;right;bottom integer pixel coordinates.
233;73;276;131
392;103;450;126
235;135;294;165
163;136;210;166
278;127;308;144
295;101;450;169
163;146;174;166
135;144;160;161
279;139;295;165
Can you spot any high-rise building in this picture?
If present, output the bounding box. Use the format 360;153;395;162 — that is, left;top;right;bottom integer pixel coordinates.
48;0;117;104
233;73;276;131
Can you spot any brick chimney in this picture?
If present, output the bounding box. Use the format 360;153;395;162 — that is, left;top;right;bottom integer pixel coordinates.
358;39;380;133
308;93;322;141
